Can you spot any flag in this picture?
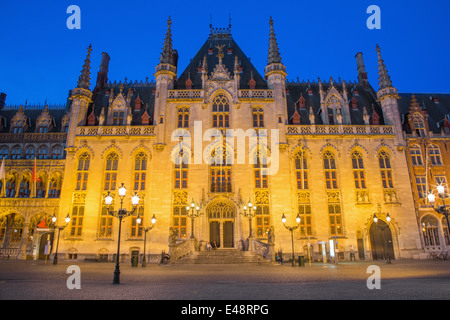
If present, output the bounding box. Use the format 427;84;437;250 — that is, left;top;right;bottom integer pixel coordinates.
0;159;5;180
32;158;37;197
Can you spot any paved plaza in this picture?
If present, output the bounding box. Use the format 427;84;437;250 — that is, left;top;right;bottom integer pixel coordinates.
1;259;450;302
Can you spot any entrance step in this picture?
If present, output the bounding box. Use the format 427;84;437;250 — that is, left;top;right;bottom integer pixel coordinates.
173;249;272;265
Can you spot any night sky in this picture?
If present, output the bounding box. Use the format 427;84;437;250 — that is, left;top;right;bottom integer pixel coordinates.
0;0;449;105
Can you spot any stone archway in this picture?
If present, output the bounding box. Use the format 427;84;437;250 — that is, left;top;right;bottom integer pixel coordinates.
207;201;236;248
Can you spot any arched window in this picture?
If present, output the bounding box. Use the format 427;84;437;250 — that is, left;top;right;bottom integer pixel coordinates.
5;177;16;197
323;151;338;189
409;144;423;166
18;176;30;198
351;151;366;189
104;153;118;191
421;216;440;246
51;146;64;159
0;146;8;159
212;94;230;128
177;107;189;128
133;153;147;191
294;149;308;190
37;146;48;159
429;145;442;166
25;146;35;159
378;150;394;189
10;146;22;159
76;153;90;190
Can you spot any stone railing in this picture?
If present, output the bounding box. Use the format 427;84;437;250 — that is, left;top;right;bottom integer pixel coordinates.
167;90;203;99
0;248;20;259
238;90;274;99
0;132;67;143
169;238;195;262
76;126;156;137
286;125;394;136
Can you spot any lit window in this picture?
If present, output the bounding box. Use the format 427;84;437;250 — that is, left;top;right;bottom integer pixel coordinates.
378;151;394;189
323;151;338;189
351;151;366;189
76;153;90;190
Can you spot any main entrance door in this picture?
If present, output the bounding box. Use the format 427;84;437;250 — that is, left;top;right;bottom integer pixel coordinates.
369;221;395;261
208;202;235;248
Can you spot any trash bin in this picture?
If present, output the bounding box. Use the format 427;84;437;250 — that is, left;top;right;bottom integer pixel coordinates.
298;255;305;267
131;255;138;267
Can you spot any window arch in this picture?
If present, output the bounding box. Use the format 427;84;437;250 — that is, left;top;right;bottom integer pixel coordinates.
10;145;22;159
351;151;366;189
378;150;394;189
212;94;230;128
37;145;48;159
25;146;35;159
429;144;442;166
0;146;8;159
323;151;337;189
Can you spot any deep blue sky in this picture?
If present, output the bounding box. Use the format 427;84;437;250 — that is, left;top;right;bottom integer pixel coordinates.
0;0;449;105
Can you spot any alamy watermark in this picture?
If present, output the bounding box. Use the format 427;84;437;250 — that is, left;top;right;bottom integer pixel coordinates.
367;5;381;30
366;265;381;289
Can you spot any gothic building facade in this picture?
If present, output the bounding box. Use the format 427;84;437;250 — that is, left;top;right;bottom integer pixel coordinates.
1;17;449;263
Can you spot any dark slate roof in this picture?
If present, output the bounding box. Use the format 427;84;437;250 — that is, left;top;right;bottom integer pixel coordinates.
398;93;450;134
175;31;267;90
285;80;384;125
0;105;69;133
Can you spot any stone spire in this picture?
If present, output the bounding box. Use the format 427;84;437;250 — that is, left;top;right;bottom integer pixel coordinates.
160;17;173;64
267;16;281;64
77;44;92;90
376;44;393;89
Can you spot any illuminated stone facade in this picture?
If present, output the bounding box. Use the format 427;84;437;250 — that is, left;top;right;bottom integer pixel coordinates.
3;18;448;263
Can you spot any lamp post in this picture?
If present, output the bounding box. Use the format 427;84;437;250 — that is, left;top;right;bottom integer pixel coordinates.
242;199;257;238
373;204;391;264
104;183;140;284
51;213;71;265
281;213;301;266
427;184;450;233
186;199;201;239
137;214;156;267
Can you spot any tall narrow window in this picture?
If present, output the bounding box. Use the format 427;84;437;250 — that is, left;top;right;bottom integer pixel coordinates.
18;177;30;198
298;203;312;237
412;113;426;137
254;152;268;189
76;153;90;190
410;145;423;166
429;145;442;166
210;145;232;193
70;205;84;237
442;218;450;245
99;205;113;238
177;107;189;128
294;150;308;189
48;177;60;198
415;176;426;199
323;151;338;189
378;151;394;188
252;107;264;128
133;153;147;191
130;206;144;238
212;94;230;128
329;204;343;236
255;205;270;237
421;216;440;246
104;153;118;191
5;178;16;197
173;206;187;239
351;151;366;189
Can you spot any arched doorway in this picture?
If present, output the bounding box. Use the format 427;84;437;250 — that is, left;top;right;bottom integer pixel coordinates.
369;221;395;261
207;202;235;248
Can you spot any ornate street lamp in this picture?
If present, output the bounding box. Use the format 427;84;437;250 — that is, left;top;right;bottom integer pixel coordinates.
186;199;201;239
242;199;257;238
137;214;156;267
104;183;140;284
51;213;71;265
427;184;450;233
281;213;301;266
373;204;391;264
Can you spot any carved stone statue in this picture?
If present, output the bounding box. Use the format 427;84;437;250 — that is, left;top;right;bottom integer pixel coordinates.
268;226;275;245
